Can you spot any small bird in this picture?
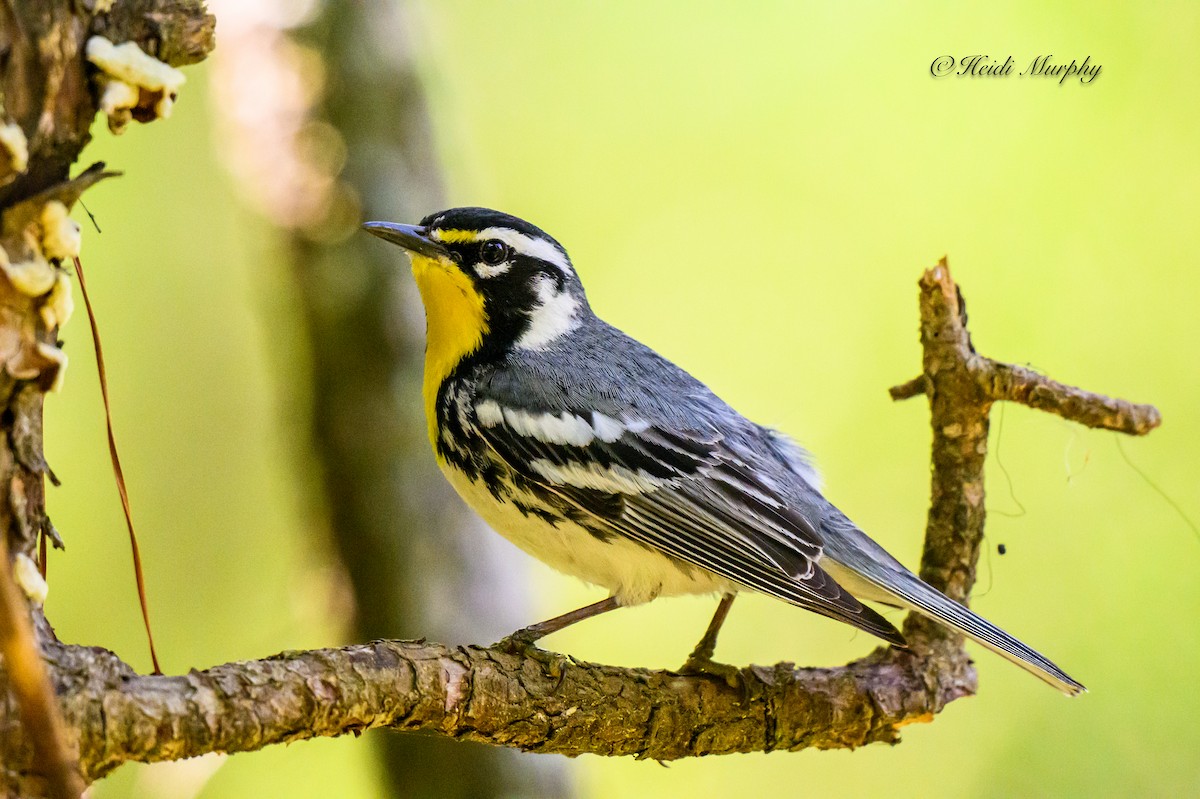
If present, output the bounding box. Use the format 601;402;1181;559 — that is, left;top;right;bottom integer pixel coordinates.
363;207;1084;695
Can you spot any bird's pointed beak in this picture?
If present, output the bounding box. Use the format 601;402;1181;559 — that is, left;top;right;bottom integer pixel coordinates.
362;221;452;260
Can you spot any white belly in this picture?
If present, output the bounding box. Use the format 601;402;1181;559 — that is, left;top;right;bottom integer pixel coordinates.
440;462;733;606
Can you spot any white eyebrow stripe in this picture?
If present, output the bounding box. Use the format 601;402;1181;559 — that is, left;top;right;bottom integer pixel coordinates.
476;227;573;275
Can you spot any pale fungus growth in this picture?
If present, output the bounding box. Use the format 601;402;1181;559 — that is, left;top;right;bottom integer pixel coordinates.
0;122;28;174
0;233;56;297
40;272;75;331
13;553;47;605
40;200;81;261
98;78;140;132
85;36;187;95
85;36;186;133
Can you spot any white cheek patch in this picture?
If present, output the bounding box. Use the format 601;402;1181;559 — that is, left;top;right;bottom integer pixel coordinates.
516;276;580;350
529;459;664;494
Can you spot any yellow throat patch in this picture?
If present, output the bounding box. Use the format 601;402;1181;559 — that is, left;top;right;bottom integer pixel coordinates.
410;254;488;451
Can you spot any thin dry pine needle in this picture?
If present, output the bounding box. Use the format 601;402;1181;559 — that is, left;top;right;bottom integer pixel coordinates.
72;255;161;675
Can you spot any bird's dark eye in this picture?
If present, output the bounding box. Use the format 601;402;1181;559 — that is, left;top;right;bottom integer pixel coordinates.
479;239;510;266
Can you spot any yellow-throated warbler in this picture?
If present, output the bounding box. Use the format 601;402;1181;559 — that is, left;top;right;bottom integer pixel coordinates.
364;208;1084;695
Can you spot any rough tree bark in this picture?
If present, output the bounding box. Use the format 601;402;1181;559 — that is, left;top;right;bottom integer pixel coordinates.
0;3;214;796
0;2;1163;796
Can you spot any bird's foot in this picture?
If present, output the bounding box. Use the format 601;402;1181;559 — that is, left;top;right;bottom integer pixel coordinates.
495;627;540;655
677;652;747;695
494;629;567;674
494;627;559;666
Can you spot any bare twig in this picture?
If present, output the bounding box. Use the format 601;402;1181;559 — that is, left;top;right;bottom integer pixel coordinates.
888;375;927;401
889;258;1160;608
984;362;1160;435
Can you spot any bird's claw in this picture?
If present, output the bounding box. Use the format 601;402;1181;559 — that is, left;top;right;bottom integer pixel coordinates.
494;629;540;656
494;631;569;676
677;653;748;697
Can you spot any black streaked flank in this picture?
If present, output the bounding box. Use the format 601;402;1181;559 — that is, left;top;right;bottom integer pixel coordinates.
512;500;561;527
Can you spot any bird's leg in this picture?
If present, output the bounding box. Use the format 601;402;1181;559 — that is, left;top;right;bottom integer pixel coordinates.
678;593;744;690
497;596;622;653
688;592;736;662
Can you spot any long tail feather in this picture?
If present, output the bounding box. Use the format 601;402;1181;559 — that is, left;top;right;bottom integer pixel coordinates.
882;572;1085;695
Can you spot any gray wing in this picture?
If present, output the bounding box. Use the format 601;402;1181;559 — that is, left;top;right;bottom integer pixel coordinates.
470;385;906;646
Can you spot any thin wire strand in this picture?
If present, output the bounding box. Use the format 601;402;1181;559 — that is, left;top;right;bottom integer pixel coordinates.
975;534;995;599
1114;436;1199;544
1061;423;1091;485
989;402;1027;519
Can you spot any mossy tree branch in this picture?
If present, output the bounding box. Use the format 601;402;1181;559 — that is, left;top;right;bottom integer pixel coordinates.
0;1;1164;791
4;254;1162;789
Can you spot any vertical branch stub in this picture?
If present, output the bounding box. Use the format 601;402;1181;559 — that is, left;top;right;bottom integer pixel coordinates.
911;260;992;610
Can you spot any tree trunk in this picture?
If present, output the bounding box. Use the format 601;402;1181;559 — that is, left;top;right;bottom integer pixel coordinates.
0;4;214;795
210;2;572;796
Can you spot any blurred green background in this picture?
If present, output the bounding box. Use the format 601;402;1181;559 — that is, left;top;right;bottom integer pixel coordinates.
42;1;1199;797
